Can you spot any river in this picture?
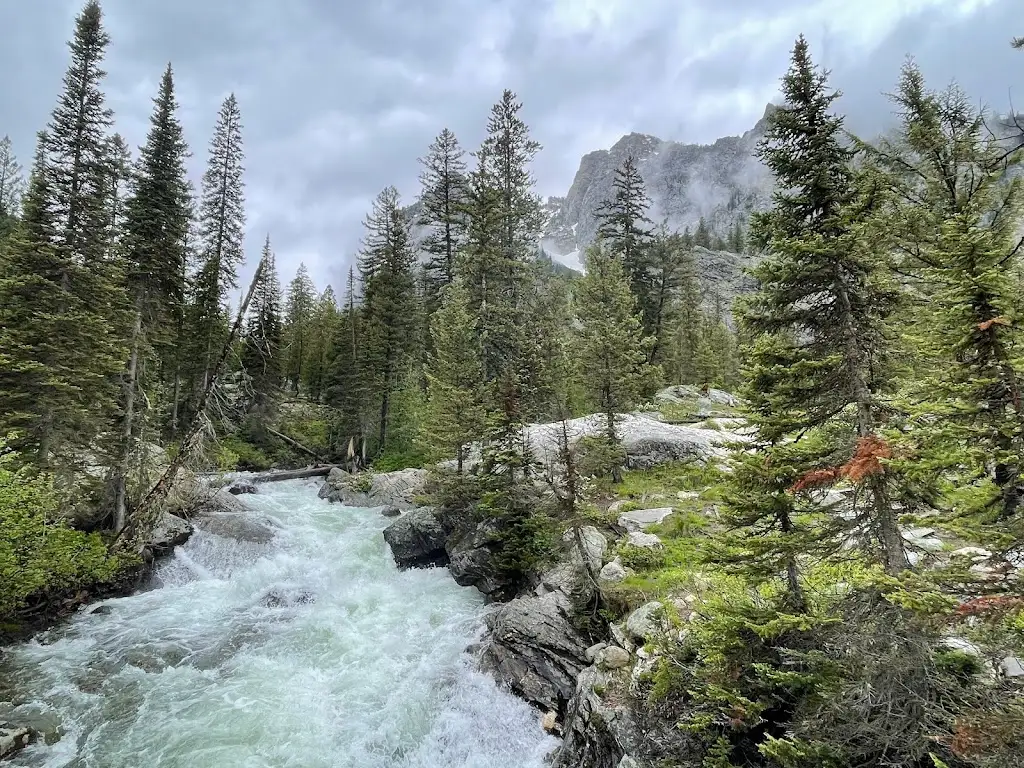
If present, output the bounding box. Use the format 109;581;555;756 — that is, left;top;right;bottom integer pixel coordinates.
0;479;558;767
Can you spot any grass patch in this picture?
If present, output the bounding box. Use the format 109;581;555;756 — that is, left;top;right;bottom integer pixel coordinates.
613;460;724;500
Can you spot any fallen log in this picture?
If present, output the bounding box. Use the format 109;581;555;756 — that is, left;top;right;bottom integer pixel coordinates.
266;426;325;463
251;465;339;484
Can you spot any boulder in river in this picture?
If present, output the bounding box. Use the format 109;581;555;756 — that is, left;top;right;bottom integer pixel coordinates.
148;512;193;554
321;467;428;509
227;481;258;495
382;506;450;568
446;520;507;597
0;726;34;760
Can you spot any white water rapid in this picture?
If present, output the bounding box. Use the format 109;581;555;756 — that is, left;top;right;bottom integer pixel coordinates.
0;479;559;767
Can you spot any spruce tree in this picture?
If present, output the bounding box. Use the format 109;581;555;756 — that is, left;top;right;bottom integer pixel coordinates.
0;138;66;455
734;35;908;577
423;278;486;471
418;128;469;302
644;228;692;368
595;154;654;329
872;64;1024;520
241;236;283;416
282;263;317;394
359;186;420;454
324;267;365;455
111;64;192;528
461;91;542;395
189;93;245;394
575;245;655;480
4;1;127;470
693;216;711;248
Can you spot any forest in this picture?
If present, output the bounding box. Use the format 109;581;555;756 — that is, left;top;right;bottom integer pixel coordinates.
1;2;1024;766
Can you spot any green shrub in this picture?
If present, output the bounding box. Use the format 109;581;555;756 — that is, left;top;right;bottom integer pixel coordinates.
0;438;131;622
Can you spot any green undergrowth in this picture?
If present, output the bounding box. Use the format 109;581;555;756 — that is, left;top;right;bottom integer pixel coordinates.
0;438;136;627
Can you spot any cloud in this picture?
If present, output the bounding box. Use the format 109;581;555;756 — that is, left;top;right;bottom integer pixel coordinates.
0;0;1018;293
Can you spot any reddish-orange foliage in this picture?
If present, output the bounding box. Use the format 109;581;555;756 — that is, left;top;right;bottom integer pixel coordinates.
954;595;1024;618
789;435;892;493
978;316;1010;332
790;468;840;493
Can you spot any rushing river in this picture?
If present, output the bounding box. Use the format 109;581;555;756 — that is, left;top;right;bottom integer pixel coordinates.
0;479;557;767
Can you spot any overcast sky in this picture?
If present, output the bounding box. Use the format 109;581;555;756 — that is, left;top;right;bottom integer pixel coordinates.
1;0;1021;293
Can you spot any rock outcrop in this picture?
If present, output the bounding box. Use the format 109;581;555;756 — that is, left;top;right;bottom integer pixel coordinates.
382;506;450;568
320;467;428;509
479;527;608;714
480;588;592;714
447;413;737;475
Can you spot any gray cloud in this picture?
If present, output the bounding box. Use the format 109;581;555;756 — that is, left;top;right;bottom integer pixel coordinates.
0;0;1019;294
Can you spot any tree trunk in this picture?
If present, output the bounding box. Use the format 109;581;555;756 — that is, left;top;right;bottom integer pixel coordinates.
836;268;908;574
378;390;390;456
113;305;143;533
778;505;807;612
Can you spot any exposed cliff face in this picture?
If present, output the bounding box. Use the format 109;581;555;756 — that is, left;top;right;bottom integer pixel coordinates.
542;106;775;263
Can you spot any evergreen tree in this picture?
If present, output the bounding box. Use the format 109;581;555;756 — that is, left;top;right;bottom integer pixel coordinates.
103;132;131;250
0;135;24;238
423;278;486;471
111;64;192;529
727;220;745;253
733;35;907;580
644;227;692;368
359;186;420;454
418;127;469;302
595;154;654;328
241;236;283;415
575;245;655;480
693;216;712;248
0;138;66;456
282;263;317;394
302;285;339;401
1;1;127;470
189;93;245;394
872;64;1024;520
324;267;365;455
461;90;543;426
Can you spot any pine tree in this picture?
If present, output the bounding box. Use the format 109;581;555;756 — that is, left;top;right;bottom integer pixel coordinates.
575;245;656;480
302;286;339;401
595;154;654;328
111;64;192;529
418;128;469;302
189;93;245;394
0;135;25;238
359;186;420;454
871;64;1024;520
423;278;486;471
241;236;283;415
282;263;317;394
734;35;907;580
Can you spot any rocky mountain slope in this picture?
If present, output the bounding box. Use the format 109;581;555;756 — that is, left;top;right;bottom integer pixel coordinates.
541;105;776;263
